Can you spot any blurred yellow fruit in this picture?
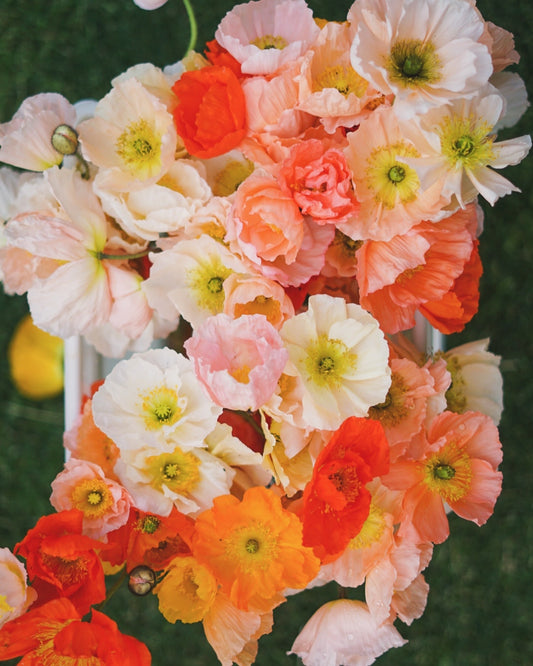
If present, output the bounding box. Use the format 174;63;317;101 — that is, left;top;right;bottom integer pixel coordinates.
8;314;64;400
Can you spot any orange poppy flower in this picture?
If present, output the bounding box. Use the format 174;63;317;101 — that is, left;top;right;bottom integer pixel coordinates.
204;39;242;77
0;597;151;664
192;486;320;612
15;510;106;616
172;65;246;159
300;417;390;563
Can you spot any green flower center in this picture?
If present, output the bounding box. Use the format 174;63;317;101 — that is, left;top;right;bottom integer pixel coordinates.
304;335;357;388
386;39;441;88
116;118;162;176
439;115;495;170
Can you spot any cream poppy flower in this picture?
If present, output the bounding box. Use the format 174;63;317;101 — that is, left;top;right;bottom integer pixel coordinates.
78;77;177;191
349;0;493;118
91;347;221;452
280;294;391;431
0;548;37;629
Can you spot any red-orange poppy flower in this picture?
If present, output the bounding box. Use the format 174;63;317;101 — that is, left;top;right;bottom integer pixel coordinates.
101;507;195;572
300;416;390;563
15;509;106;616
204;39;242;77
0;597;151;665
172;65;247;159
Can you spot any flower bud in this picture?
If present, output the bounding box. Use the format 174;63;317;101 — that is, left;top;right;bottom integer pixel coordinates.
128;565;156;596
51;124;79;156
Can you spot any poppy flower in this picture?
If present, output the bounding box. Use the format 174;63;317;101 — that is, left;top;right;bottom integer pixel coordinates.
300;416;390;562
15;509;106;616
172;65;246;159
0;597;151;665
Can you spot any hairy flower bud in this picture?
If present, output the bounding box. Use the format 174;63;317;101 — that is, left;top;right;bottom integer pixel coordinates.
51;124;79;156
128;565;156;596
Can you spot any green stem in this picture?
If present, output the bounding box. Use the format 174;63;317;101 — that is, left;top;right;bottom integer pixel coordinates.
182;0;198;55
96;568;128;610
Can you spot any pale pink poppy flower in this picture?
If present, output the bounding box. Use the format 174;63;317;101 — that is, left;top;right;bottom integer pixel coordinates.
349;0;493;119
78;77;177;192
277;138;358;224
50;459;132;540
0;548;37;629
400;92;531;208
223;272;295;329
280;294;391;431
185;312;288;411
297;20;389;133
106;262;153;340
356;205;477;334
112;63;178;113
0;93;77;171
384;410;503;544
491;72;530;132
133;0;168;8
2;166;112;338
215;0;320;76
342;106;446;242
482;20;520;73
242;59;316;139
289;598;406;666
203;593;273;666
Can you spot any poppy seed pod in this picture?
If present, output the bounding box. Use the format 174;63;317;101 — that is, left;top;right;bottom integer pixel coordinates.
51;124;79;155
128;565;156;596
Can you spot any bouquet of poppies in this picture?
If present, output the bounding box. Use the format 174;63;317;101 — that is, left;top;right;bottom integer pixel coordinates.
0;0;529;663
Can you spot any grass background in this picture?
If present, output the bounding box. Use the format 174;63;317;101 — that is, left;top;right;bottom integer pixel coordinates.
0;0;531;664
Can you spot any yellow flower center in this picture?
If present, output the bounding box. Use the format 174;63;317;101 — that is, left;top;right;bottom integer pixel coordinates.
365;141;420;209
331;230;363;259
422;442;472;503
141;386;184;430
229;364;252;384
314;65;368;97
368;371;410;426
115;118;162;177
251;34;288;50
349;503;386;549
147;448;201;496
186;257;233;316
386;39;441;88
304;335;357;388
438;114;495;170
71;479;114;519
138;514;161;534
212;159;254;196
0;595;13;617
225;523;279;573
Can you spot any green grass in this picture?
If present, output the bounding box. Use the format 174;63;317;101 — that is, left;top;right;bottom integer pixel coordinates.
1;0;532;664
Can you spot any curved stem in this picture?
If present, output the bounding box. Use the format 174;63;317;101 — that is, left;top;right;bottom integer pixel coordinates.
97;248;153;261
182;0;198;55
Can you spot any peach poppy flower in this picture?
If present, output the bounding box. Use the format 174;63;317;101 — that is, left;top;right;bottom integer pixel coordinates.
192;485;320;612
226;169;304;270
289;599;406;666
297;20;389;133
349;0;493;119
50;459;132;540
0;548;37;629
214;0;320;76
184;312;288;411
0;93;77;171
63;397;120;482
202;592;273;666
357;204;477;334
342;106;446;241
277;138;358;224
383;410;503;544
223;272;295;329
